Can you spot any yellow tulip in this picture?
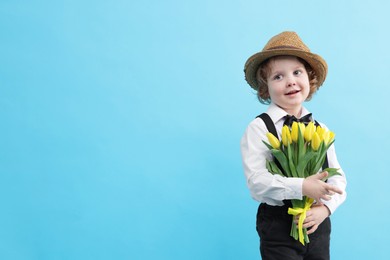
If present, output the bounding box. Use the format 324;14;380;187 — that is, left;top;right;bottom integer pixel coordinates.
266;132;280;149
329;131;335;143
291;122;299;142
311;132;321;151
323;131;330;144
316;126;325;141
282;125;292;146
322;130;335;145
304;122;316;142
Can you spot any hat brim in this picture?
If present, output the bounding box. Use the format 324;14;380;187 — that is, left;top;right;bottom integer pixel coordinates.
244;49;328;90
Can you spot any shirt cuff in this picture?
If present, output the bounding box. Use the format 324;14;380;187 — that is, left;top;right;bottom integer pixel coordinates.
322;199;338;215
284;177;304;200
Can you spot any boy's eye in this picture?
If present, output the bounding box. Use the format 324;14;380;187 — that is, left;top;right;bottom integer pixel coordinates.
294;70;302;75
273;74;282;80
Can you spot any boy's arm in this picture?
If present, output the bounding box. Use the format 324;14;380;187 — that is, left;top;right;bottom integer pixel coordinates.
297;204;330;235
321;143;347;214
240;119;304;204
302;171;343;203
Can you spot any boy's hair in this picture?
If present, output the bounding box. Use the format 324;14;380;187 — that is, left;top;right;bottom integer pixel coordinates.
255;56;319;104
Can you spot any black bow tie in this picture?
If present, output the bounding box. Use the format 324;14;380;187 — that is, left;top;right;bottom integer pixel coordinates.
283;113;313;127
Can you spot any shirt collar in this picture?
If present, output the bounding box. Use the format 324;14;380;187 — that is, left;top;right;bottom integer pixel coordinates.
266;103;311;124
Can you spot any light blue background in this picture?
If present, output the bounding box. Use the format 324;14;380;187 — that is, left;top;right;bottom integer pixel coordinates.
0;0;388;259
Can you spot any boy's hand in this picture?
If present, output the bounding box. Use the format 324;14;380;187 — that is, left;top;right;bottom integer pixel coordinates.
294;205;330;234
302;171;343;204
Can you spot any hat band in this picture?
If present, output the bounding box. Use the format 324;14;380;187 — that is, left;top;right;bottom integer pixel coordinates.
265;45;307;51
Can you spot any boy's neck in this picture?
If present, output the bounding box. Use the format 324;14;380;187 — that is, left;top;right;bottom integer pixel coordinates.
283;106;303;118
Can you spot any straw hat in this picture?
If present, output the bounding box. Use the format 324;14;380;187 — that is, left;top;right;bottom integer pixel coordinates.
244;31;328;90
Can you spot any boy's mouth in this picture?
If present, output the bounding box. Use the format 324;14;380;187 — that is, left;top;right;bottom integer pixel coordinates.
286;90;300;95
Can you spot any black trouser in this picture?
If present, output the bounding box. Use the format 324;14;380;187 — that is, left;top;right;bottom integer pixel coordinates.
256;203;331;260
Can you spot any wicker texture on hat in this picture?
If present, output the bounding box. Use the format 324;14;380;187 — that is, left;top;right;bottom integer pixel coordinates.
244;31;328;90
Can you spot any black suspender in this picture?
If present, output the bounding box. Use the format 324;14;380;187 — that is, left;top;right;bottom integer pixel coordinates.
256;113;329;170
257;113;278;139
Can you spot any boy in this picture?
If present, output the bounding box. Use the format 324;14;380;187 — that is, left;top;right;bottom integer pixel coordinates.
240;31;347;260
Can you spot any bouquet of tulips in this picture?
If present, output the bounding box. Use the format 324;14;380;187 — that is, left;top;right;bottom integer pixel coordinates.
263;121;340;245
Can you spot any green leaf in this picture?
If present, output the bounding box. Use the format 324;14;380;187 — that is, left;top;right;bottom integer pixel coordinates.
325;140;335;150
307;150;321;175
297;127;305;164
294;142;298;166
296;151;317;177
322;168;342;181
289;159;298;178
267;160;284;176
266;160;274;174
262;140;274;150
286;144;297;177
311;142;327;173
271;149;292;177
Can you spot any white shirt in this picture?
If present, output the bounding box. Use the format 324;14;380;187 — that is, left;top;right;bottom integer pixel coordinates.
240;103;347;214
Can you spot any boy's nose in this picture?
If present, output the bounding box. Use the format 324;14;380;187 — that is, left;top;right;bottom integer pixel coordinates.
286;75;296;87
287;81;296;87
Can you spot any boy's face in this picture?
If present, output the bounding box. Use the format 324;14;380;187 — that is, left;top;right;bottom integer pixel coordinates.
266;56;310;114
